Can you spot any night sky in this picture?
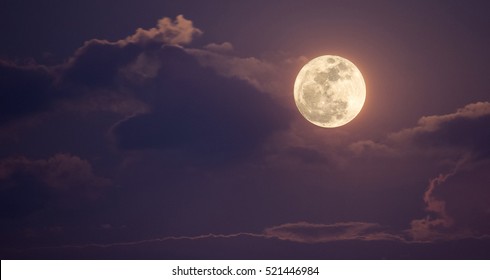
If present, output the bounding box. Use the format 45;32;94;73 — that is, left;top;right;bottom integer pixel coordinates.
1;0;490;259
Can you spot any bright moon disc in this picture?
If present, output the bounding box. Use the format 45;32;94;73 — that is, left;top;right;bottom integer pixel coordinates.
294;55;366;128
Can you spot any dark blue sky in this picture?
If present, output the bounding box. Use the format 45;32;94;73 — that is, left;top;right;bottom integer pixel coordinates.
1;0;489;259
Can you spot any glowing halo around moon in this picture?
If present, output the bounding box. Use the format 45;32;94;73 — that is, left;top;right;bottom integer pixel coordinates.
294;55;366;128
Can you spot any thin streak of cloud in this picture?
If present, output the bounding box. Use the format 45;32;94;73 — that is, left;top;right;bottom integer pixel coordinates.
263;221;407;243
15;220;490;254
19;222;408;253
21;232;266;252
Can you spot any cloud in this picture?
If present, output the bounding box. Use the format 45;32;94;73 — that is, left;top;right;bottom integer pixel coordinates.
0;15;293;164
204;42;234;53
442;160;490;234
60;15;201;87
391;102;490;158
350;102;490;157
110;45;291;162
393;102;490;140
188;48;276;90
15;221;407;254
187;48;307;105
22;232;265;251
123;15;202;46
121;52;162;83
349;140;397;156
0;15;203;125
350;102;490;241
0;61;54;124
409;157;490;241
0;154;111;218
408;157;467;241
61;39;142;88
0;42;146;127
263;222;405;243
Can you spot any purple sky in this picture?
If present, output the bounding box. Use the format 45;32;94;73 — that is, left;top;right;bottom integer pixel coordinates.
1;0;489;259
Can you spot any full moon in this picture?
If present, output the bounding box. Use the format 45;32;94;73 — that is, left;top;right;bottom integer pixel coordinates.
294;55;366;128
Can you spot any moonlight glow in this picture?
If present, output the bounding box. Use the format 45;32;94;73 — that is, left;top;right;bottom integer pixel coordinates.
294;55;366;128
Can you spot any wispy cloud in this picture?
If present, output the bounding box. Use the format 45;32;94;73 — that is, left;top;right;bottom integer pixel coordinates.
263;221;406;243
15;218;490;255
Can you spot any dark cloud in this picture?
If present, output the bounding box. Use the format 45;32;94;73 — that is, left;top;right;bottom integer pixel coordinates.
409;167;464;242
61;14;202;89
2;15;291;165
0;15;296;255
441;160;490;234
414;114;490;159
111;45;291;162
0;170;50;219
0;15;204;126
188;47;307;106
394;102;490;159
0;154;111;218
390;102;490;241
61;40;142;89
2;8;488;259
0;61;54;124
351;102;490;241
409;158;490;241
351;102;490;154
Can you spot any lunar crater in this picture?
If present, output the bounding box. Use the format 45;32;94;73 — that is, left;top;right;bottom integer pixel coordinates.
326;67;340;81
313;71;329;84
